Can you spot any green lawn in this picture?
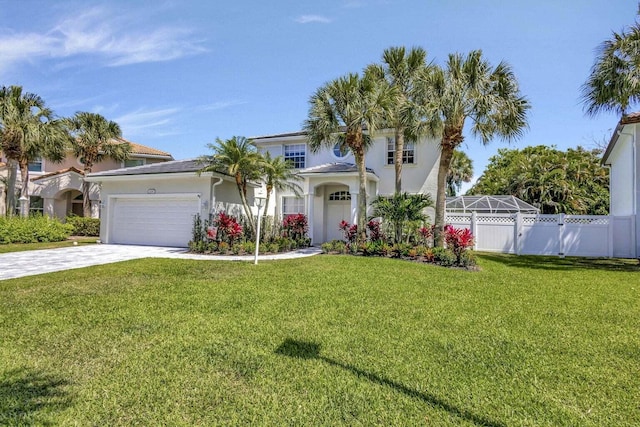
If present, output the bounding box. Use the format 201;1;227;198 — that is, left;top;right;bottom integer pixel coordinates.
0;254;638;426
0;237;97;254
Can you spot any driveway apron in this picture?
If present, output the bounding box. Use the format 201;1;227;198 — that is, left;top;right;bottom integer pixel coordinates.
0;244;322;281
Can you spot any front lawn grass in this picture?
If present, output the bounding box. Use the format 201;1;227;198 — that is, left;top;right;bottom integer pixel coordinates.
0;237;97;254
0;254;638;426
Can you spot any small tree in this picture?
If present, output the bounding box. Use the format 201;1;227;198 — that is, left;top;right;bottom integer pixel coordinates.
65;112;130;217
198;136;262;233
371;192;433;244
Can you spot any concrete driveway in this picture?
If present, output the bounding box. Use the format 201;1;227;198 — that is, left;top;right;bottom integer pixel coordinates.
0;244;322;281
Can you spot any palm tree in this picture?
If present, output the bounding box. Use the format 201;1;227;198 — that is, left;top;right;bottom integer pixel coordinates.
446;149;473;196
0;85;66;216
366;46;429;193
304;72;394;241
419;51;530;246
371;192;433;244
65;112;130;217
198;136;262;233
261;151;302;219
581;11;640;116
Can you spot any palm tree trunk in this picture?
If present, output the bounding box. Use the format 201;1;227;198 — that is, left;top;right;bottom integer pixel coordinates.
394;127;404;194
434;143;454;247
82;166;93;217
18;159;30;216
236;181;255;234
355;149;368;243
5;159;18;216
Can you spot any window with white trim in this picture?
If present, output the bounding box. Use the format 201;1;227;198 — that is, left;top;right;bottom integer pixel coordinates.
386;138;415;165
282;196;304;216
124;159;144;168
28;158;43;172
328;191;351;201
284;144;306;168
29;196;44;214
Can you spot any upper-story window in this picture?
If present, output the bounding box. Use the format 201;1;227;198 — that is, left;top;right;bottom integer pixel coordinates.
124;159;144;168
284;144;306;169
386;138;415;165
332;142;349;159
28;158;43;172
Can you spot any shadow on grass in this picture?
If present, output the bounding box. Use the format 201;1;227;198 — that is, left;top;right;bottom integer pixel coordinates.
477;253;640;272
0;368;72;425
275;339;505;427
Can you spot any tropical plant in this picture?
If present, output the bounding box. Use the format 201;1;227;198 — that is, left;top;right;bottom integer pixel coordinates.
371;192;433;244
261;151;302;219
581;9;640;116
443;225;475;265
0;85;67;215
211;211;243;244
65;112;130;217
282;213;308;243
446;149;474;196
366;46;429;193
418;51;530;246
198;136;262;233
304;72;394;242
468;145;609;215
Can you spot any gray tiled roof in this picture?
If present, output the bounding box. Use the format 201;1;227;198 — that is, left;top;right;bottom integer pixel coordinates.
299;162;375;175
87;158;209;178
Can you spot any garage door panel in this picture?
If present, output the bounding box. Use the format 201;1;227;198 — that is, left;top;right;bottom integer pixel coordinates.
110;197;199;247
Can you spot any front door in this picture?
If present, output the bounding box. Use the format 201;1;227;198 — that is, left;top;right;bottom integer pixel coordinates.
325;190;351;242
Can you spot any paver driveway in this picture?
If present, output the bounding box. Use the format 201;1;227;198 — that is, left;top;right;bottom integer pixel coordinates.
0;244;321;281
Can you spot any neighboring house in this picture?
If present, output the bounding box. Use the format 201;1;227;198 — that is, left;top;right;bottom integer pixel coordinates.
85;159;251;247
0;140;173;218
252;129;441;243
601;113;640;258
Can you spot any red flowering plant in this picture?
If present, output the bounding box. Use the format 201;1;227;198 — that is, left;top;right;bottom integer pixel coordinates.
213;211;244;244
338;220;358;243
444;225;474;264
283;214;309;243
367;220;385;242
417;224;434;246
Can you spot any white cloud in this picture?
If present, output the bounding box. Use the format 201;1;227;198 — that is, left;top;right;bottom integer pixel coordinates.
198;101;247;111
0;5;206;74
295;15;331;24
114;107;181;138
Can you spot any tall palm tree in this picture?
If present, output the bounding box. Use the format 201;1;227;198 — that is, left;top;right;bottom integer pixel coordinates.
261;151;302;219
366;46;429;193
65;112;130;217
446;149;474;196
304;72;394;241
420;51;530;246
198;136;262;233
0;85;66;216
581;11;640;116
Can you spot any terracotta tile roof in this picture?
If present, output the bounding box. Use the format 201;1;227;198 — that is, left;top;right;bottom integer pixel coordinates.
620;111;640;125
31;167;84;181
127;142;173;158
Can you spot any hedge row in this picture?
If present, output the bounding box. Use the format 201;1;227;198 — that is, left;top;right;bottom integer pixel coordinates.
0;216;74;244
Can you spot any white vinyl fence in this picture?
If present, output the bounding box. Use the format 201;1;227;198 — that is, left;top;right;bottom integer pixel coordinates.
445;213;636;258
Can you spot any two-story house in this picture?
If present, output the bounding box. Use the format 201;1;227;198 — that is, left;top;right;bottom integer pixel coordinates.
85;129;442;247
253;130;441;243
0;139;173;218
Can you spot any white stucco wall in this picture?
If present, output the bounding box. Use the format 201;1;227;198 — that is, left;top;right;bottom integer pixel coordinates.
607;130;635;216
95;173;244;241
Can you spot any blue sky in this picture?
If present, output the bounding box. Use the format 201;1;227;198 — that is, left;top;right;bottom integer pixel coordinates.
0;1;636;187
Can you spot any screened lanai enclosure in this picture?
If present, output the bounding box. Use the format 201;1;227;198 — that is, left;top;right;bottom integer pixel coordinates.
446;195;539;214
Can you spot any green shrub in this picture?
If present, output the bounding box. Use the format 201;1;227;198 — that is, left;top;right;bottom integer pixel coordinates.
66;216;100;236
0;215;73;244
432;247;457;267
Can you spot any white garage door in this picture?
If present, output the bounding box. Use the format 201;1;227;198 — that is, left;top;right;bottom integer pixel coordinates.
110;196;200;247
